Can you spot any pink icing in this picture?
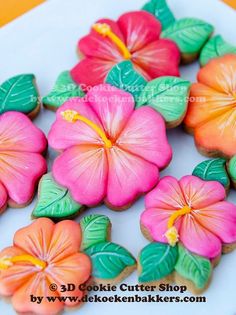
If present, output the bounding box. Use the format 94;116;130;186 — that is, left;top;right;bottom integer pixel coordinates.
0;112;47;209
141;175;236;259
48;84;172;208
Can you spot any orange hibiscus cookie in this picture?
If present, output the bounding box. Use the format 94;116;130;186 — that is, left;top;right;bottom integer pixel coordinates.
184;54;236;158
0;219;91;315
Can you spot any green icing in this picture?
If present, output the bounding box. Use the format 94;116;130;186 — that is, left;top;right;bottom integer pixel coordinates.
142;0;175;30
85;242;136;280
228;155;236;181
80;214;110;251
42;71;84;109
105;61;147;101
0;74;39;114
137;76;190;126
192;158;229;188
139;242;178;283
175;244;212;289
32;173;82;218
161;18;214;55
200;35;236;66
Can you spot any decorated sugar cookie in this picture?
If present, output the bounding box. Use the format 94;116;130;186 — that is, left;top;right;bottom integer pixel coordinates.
0;74;40;118
48;84;172;210
0;216;136;315
184;54;236;158
70;11;180;90
0;112;47;213
0;218;92;315
139;175;236;293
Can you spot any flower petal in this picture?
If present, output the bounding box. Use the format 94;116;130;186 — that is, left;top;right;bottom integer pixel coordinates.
0;151;47;205
118;11;161;53
87;84;135;140
117;107;172;168
0;246;35;296
52;145;108;206
145;176;186;210
185;83;235;129
194;201;236;244
132;39;180;80
48;97;103;150
179;175;226;209
47;221;82;263
0;182;7;212
141;207;181;243
13;218;54;259
0;112;47;153
79;18;124;61
197;54;236;94
195;108;236;157
106;146;159;208
12;273;63;315
70;57;115;89
180;214;222;258
48;253;91;306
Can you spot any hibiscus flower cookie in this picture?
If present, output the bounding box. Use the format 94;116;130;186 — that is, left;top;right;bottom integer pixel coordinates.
71;11;180;90
48;84;172;211
0;218;92;315
184;54;236;158
0;112;47;213
0;74;41;118
139;175;236;294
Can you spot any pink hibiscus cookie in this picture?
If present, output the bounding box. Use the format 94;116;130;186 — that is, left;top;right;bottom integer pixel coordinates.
48;84;172;209
0;112;47;213
71;11;180;90
141;175;236;259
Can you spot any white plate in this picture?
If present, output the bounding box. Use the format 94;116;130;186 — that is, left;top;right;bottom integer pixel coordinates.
0;0;236;314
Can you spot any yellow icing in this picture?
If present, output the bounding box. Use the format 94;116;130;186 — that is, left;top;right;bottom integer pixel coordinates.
61;110;112;148
92;23;131;59
165;205;191;246
0;255;47;270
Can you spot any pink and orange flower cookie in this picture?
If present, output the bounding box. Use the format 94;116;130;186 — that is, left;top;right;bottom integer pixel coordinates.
48;84;172;211
139;175;236;293
0;112;47;213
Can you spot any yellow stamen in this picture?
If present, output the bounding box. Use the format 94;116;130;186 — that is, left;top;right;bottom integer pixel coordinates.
92;23;131;60
165;206;191;247
61;110;112;148
0;255;47;270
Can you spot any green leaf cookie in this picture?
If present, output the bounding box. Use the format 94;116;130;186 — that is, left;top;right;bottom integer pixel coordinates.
200;35;236;66
80;214;111;251
0;74;39;115
175;244;212;290
138;242;178;283
33;173;82;218
137;76;190;127
142;0;175;30
192;158;229;189
43;71;84;110
105;61;147;100
161;18;214;61
228;155;236;183
85;242;136;280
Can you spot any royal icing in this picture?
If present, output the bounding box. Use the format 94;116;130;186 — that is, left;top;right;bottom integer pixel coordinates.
0;74;40;117
184;54;236;158
200;35;236;66
161;18;214;62
0;218;91;315
70;11;180;90
141;175;236;259
0;112;47;212
48;84;172;209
